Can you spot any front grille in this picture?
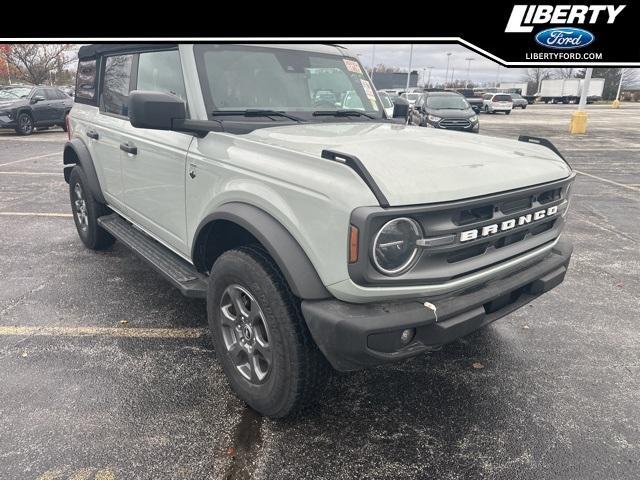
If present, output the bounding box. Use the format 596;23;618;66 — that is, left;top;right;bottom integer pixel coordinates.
439;118;471;128
348;175;574;287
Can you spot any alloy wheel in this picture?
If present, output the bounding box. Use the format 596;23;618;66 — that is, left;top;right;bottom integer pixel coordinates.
219;284;273;384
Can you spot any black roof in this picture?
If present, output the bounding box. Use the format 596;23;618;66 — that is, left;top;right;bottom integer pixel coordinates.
78;43;177;60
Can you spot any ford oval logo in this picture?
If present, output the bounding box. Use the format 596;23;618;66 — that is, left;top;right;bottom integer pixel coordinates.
535;28;594;49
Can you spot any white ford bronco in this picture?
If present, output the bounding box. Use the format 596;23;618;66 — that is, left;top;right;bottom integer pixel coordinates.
64;44;574;417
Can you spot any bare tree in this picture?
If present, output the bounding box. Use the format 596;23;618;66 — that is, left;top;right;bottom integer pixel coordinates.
522;68;552;94
1;44;77;85
553;68;575;79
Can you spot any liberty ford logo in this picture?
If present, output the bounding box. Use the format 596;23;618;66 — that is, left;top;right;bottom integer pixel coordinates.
535;27;595;49
460;206;558;242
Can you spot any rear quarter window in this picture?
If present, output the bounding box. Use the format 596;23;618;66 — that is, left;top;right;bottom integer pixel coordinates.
76;60;97;101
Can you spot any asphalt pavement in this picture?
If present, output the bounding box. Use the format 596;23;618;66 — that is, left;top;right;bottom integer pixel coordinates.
0;104;638;480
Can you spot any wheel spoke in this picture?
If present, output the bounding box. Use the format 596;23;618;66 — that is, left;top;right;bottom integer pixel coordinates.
220;305;237;328
229;288;249;318
254;341;272;367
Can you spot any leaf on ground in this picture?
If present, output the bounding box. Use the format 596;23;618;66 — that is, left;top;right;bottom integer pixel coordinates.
471;362;485;369
119;320;129;325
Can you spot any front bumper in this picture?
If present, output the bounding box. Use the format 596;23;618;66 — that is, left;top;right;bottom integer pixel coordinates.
0;115;17;128
302;238;572;371
428;120;479;132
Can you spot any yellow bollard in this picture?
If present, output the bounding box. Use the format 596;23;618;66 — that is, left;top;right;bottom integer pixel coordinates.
612;99;621;108
570;111;588;134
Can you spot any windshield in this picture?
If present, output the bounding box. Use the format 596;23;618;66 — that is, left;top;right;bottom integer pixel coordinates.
194;45;383;120
0;87;32;100
494;94;512;102
510;93;522;99
426;95;470;110
403;93;420;101
379;93;393;108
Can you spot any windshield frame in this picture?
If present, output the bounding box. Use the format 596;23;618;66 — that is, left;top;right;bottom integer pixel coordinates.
193;44;385;124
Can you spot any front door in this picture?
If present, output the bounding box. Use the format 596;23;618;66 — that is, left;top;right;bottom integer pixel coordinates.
118;49;192;255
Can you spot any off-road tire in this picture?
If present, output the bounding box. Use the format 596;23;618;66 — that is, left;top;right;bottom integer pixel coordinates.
207;245;331;418
68;166;115;250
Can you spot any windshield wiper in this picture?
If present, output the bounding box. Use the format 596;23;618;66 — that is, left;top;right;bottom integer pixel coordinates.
312;110;376;119
210;109;305;122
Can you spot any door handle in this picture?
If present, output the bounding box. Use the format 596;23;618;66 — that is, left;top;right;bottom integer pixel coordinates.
120;142;138;155
86;130;99;140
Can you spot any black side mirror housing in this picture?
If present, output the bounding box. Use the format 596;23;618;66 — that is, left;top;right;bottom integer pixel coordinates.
31;95;45;104
392;96;410;118
129;90;186;130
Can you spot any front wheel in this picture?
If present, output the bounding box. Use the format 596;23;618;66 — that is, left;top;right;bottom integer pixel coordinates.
15;112;34;135
207;246;330;418
505;110;511;115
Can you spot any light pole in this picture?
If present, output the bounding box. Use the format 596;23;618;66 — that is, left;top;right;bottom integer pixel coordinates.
405;44;414;91
450;66;455;86
444;52;452;87
615;68;625;101
370;44;376;81
570;67;593;134
465;57;474;88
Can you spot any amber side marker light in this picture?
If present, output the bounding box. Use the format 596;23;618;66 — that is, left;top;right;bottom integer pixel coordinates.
349;225;359;263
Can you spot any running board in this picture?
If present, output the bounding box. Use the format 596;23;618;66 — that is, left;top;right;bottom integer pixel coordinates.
98;214;207;299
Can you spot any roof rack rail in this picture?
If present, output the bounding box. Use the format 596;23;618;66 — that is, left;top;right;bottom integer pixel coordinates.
321;150;389;207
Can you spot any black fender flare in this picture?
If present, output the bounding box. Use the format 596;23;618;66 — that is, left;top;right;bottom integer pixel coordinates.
193;203;330;300
62;138;106;204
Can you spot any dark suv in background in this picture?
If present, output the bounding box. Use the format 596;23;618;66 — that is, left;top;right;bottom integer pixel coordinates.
409;91;479;133
0;85;73;135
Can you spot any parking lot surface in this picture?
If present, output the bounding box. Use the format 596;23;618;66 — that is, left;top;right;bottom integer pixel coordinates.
0;104;638;480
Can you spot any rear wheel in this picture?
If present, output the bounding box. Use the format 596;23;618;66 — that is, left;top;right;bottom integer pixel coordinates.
15;112;34;136
207;246;330;418
69;166;115;250
505;110;511;115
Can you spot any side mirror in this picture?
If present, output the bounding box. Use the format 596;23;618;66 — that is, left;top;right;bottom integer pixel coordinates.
31;95;45;104
129;90;186;130
392;96;410;119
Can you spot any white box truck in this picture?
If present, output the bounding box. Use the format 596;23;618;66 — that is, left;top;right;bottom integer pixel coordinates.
537;78;604;104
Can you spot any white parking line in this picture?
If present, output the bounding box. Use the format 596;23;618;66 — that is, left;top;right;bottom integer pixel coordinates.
0;212;72;217
0;152;58;167
574;170;640;193
0;171;60;176
0;325;207;339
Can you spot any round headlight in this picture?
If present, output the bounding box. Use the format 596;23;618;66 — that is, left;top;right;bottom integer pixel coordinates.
372;218;422;275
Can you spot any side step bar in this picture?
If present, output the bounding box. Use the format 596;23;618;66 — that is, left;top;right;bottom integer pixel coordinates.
98;214;207;299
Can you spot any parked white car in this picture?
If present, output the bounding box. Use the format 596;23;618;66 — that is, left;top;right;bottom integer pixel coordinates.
400;92;421;105
377;90;395;117
482;93;513;114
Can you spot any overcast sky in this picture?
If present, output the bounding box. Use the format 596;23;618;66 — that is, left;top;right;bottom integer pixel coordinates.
342;44;526;86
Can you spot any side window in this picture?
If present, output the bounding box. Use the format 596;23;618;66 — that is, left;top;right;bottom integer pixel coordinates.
32;88;45;99
136;50;187;102
43;89;57;100
76;60;97;100
101;54;134;116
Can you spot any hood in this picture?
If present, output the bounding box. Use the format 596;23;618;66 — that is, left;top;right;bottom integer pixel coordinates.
426;108;475;119
0;99;21;108
245;122;572;206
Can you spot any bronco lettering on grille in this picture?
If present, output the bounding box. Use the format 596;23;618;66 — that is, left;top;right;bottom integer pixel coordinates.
459;205;558;242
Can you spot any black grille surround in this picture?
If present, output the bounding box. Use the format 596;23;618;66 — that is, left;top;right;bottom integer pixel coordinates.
439;118;472;129
348;174;575;287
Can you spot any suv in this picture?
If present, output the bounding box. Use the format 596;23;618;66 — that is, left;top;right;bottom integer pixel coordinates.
409;91;479;133
64;44;574;418
482;93;513;114
509;92;528;109
0;85;73;135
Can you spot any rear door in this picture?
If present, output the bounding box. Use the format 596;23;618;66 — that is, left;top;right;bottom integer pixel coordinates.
91;53;135;203
118;49;192;254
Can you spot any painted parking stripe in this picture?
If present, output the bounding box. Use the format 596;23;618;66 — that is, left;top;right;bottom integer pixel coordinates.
0;212;72;217
0;325;207;339
0;171;60;176
575;170;640;192
0;152;58;167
